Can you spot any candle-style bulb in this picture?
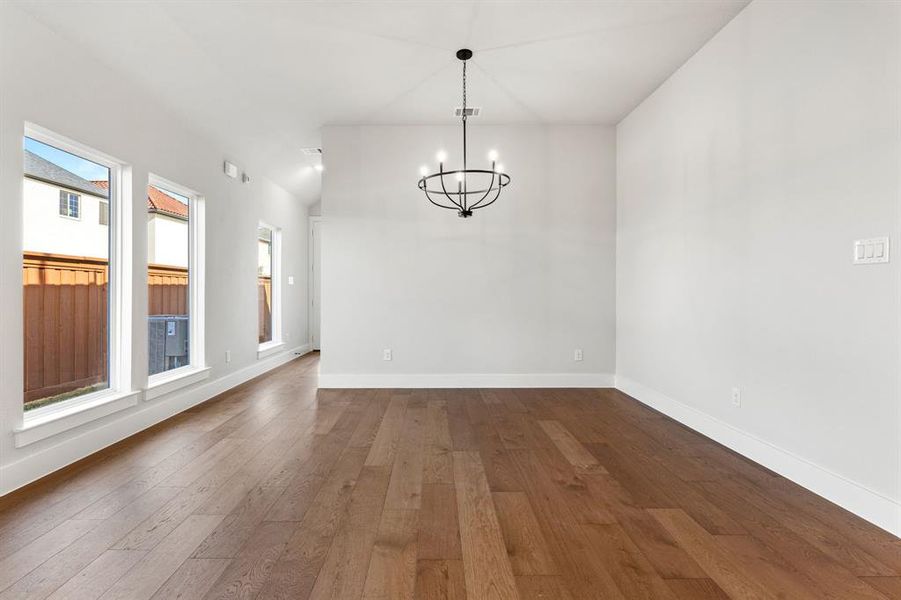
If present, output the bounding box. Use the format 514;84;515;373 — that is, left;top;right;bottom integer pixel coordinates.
496;163;505;173
436;150;447;163
488;149;499;162
419;165;429;177
455;172;464;182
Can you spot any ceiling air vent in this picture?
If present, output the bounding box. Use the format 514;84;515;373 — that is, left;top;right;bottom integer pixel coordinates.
454;107;481;117
301;147;322;155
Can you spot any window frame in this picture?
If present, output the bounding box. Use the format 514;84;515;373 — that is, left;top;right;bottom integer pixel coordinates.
257;221;282;357
145;173;207;397
99;200;109;225
18;123;135;438
58;190;81;220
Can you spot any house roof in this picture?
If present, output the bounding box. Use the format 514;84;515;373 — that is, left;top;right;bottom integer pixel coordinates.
89;181;189;220
24;150;109;198
147;186;188;219
23;151;187;219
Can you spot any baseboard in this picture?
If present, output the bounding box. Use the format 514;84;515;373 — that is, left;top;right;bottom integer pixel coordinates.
0;344;312;496
318;372;615;388
615;376;901;538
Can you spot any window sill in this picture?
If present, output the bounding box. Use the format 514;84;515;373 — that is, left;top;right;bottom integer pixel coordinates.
15;389;140;448
145;366;211;401
257;341;285;360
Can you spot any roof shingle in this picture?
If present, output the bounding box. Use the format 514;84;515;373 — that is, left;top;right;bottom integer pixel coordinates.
24;150;109;198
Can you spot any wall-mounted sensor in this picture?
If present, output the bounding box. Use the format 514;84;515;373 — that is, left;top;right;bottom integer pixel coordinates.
224;161;238;178
242;173;251;183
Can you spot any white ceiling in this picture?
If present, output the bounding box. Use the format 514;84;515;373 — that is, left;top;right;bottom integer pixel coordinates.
15;0;748;202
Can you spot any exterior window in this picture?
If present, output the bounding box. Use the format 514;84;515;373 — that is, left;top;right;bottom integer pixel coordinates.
147;179;201;377
99;201;109;225
23;134;117;412
258;224;280;346
59;190;80;219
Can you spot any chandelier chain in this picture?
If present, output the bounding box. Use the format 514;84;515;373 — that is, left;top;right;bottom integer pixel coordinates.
462;60;467;112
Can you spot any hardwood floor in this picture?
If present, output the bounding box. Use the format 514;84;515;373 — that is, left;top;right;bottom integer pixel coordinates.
1;352;899;599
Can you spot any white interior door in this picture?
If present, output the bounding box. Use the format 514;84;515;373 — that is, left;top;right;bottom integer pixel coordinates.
311;219;322;350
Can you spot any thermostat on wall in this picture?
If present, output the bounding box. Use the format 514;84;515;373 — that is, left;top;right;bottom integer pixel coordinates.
224;161;238;178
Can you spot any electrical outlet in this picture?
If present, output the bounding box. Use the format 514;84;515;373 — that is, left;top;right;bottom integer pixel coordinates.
383;348;392;361
574;349;583;362
225;350;231;364
288;276;295;285
731;387;741;407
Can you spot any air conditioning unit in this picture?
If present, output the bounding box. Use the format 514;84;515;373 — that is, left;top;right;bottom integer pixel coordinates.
149;316;189;376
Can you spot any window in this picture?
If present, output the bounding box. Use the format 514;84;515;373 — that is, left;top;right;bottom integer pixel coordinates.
23;129;130;414
99;201;109;225
147;177;204;379
258;224;280;347
59;190;80;219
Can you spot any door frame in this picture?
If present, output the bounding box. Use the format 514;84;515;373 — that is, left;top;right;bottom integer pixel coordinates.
308;216;323;350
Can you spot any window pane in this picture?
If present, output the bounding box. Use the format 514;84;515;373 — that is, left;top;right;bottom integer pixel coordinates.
23;137;110;411
148;184;190;376
258;226;273;344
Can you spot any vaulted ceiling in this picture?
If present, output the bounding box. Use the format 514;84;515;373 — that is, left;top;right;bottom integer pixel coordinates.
15;1;748;202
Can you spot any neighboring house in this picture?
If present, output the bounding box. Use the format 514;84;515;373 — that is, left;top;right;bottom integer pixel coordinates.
146;185;188;268
23;149;188;267
23;150;110;259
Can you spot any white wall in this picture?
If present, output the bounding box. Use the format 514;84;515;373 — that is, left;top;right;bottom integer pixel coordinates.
320;125;616;387
0;4;309;494
617;0;901;534
23;179;109;258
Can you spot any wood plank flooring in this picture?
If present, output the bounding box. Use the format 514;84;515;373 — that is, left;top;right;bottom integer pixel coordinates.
1;352;899;599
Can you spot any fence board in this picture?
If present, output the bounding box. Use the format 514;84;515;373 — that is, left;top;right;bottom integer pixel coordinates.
148;264;188;316
23;252;108;405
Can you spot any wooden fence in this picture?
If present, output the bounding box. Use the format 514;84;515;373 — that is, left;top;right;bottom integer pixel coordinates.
23;252;108;403
149;264;188;315
23;254;189;404
258;276;272;343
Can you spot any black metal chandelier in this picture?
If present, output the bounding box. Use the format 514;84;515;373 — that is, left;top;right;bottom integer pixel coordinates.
417;48;511;218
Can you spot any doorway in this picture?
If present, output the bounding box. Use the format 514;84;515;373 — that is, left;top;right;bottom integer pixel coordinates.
310;217;322;350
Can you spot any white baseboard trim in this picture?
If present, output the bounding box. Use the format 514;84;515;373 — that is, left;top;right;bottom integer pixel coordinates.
615;376;901;538
318;372;615;389
0;343;312;496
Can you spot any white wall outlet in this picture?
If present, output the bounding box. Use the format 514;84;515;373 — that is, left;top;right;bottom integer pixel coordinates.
225;350;231;364
288;276;295;285
853;237;890;264
223;161;238;178
574;349;583;361
731;387;741;407
383;348;392;361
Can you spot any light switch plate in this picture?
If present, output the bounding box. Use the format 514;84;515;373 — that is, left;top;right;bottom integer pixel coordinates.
854;237;889;265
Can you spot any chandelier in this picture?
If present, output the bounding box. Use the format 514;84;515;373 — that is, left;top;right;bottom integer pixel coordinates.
417;48;511;218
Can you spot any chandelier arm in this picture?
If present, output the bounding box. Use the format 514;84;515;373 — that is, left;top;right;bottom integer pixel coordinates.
424;189;461;211
468;171;497;210
421;179;462;210
421;181;461;210
470;181;504;211
437;172;463;209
